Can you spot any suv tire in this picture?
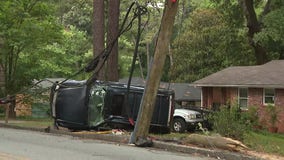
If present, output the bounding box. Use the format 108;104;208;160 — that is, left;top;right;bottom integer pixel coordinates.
172;118;186;133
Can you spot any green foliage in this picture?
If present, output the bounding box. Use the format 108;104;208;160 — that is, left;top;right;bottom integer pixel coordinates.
1;0;283;98
55;0;93;34
210;105;249;141
0;0;64;94
254;6;284;59
19;26;92;79
210;0;284;63
171;9;254;82
209;0;244;28
0;0;93;97
265;104;280;127
241;106;259;128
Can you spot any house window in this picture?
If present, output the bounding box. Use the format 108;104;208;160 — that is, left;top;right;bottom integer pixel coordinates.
264;88;275;105
239;88;248;110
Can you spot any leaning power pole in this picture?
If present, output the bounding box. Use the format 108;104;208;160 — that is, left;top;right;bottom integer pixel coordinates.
131;0;179;145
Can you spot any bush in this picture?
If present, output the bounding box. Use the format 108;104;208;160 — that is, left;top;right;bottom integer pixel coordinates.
241;106;259;128
210;105;249;141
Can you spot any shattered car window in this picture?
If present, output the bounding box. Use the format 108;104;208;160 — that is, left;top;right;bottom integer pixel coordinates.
88;85;106;127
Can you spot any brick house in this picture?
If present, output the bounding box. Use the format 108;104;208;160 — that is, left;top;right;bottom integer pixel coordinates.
193;60;284;133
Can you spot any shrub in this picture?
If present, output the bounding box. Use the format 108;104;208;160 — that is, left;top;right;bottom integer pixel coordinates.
210;105;249;141
265;104;279;128
241;106;259;128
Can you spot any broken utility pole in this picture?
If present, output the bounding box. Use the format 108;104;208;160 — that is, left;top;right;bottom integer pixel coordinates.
130;0;179;146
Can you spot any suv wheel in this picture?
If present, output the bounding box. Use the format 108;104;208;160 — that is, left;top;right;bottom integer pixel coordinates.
172;118;186;133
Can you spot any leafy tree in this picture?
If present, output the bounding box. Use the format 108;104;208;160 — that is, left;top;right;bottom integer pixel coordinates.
54;0;93;34
18;26;92;80
170;9;254;82
211;0;284;64
0;0;63;95
254;6;284;59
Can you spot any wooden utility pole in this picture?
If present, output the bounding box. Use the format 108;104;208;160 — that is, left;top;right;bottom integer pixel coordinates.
131;0;179;145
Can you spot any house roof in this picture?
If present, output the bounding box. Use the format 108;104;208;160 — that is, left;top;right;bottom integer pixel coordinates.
119;77;201;101
193;60;284;88
33;78;66;88
163;83;201;101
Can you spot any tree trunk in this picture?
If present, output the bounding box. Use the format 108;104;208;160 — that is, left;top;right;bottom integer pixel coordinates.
241;0;268;65
106;0;120;81
93;0;105;80
131;0;179;145
184;134;248;152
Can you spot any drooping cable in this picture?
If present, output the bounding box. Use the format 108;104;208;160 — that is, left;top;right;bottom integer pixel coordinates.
124;3;149;125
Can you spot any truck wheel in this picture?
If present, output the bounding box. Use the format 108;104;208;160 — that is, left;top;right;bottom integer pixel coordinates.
172;118;186;133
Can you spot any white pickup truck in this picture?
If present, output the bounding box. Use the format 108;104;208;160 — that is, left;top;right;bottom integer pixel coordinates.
172;104;209;133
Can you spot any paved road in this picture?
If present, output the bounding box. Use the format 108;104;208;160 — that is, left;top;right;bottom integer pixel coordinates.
0;128;215;160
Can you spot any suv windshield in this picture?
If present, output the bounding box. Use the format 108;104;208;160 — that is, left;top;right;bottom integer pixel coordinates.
88;85;106;126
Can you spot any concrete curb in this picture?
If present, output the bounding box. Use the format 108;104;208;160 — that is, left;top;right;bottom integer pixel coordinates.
0;123;262;160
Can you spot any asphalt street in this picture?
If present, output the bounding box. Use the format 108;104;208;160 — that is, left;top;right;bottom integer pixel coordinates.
0;128;215;160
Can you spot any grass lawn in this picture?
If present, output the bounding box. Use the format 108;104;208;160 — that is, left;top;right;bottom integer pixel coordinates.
244;130;284;156
7;119;53;128
0;116;53;128
6;120;52;128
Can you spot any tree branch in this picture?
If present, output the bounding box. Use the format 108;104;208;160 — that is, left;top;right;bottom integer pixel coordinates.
259;0;272;22
240;0;268;64
242;0;260;37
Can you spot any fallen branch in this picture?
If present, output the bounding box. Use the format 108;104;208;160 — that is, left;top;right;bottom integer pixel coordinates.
183;134;248;152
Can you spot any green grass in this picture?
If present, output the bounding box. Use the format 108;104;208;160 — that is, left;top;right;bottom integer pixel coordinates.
0;115;53;128
7;120;53;128
244;131;284;156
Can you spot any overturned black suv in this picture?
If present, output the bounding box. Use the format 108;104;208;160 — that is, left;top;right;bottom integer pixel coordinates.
50;80;175;133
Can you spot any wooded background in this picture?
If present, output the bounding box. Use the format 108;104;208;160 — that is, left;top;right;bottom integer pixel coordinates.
0;0;283;97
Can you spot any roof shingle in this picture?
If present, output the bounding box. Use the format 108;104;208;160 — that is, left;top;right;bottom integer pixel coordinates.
193;60;284;88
